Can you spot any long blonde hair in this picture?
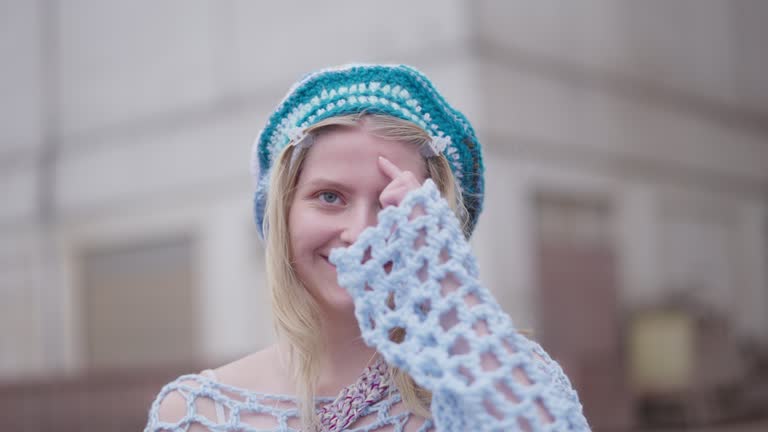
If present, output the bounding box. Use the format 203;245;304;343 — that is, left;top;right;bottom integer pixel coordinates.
263;113;468;429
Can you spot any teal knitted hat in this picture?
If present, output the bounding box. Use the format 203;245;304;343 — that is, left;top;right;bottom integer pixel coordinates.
251;64;484;238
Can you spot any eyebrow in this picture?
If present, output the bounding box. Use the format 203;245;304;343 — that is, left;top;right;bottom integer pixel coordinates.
300;178;355;194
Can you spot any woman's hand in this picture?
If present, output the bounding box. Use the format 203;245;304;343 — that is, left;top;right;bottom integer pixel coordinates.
377;156;423;208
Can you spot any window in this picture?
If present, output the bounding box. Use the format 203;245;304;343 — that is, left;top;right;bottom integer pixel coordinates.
80;236;199;370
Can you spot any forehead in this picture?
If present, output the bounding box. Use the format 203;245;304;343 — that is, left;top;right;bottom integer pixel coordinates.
297;127;426;184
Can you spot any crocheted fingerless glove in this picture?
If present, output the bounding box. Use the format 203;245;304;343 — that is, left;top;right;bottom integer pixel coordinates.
330;180;591;432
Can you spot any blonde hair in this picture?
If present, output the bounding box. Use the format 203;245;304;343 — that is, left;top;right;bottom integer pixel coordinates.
263;114;468;429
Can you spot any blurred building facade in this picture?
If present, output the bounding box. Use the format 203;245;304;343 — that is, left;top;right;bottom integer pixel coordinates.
1;1;767;430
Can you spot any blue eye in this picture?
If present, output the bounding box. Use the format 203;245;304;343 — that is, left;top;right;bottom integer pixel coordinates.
318;191;340;204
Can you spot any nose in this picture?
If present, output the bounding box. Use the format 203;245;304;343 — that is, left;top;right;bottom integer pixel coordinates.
339;202;379;245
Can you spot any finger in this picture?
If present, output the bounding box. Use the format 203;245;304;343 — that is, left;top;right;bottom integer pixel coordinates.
377;156;402;180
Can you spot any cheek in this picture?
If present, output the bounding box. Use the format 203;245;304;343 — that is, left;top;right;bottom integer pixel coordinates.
288;206;333;255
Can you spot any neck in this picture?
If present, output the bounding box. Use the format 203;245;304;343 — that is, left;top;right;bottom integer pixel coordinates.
314;307;378;396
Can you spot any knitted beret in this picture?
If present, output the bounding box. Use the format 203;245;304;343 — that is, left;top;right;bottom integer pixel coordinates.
251;64;484;238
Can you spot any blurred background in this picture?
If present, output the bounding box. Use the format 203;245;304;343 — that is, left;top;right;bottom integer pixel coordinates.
1;0;767;430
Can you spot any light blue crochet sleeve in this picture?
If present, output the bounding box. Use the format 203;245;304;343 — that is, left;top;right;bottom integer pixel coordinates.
329;180;591;432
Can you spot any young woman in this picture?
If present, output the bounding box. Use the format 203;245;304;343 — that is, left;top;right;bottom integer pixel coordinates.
145;64;590;431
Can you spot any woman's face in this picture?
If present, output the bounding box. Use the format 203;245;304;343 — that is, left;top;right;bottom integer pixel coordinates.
288;126;427;313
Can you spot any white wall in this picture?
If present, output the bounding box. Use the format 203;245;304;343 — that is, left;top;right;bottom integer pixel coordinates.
0;0;766;378
0;0;480;377
472;0;768;340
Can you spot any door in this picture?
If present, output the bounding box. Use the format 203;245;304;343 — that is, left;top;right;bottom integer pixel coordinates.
534;193;630;430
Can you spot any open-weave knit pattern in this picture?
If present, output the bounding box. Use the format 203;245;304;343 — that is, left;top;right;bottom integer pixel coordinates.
145;374;319;431
251;64;484;238
330;180;590;432
145;372;434;431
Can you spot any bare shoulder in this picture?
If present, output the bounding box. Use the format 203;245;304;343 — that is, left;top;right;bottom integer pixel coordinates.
149;344;290;431
211;343;294;395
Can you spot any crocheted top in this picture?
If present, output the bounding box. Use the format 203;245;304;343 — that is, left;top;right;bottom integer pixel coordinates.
145;180;590;431
145;360;431;432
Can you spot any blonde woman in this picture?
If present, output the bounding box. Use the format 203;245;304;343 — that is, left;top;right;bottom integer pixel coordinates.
145;64;590;431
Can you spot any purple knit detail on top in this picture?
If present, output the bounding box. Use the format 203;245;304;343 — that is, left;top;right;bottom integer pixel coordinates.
317;358;390;431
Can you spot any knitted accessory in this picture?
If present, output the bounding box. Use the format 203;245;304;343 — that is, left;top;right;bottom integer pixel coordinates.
317;358;390;431
250;64;484;239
